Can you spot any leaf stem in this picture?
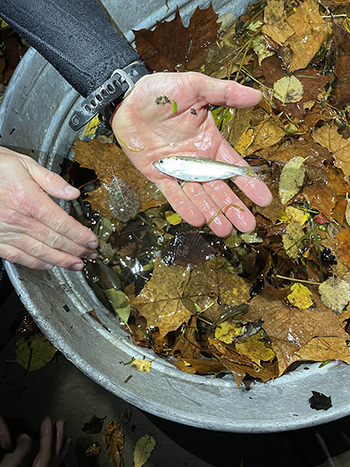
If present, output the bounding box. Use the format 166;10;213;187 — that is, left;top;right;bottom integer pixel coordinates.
274;275;321;285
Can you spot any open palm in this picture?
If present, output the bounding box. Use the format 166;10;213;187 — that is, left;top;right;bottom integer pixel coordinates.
111;72;272;237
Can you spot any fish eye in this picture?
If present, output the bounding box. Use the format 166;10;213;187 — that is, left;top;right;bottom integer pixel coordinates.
159;158;164;164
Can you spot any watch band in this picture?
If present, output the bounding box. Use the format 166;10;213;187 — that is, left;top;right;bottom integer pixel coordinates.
69;61;149;131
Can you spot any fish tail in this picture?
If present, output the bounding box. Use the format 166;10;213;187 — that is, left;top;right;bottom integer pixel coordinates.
243;166;264;177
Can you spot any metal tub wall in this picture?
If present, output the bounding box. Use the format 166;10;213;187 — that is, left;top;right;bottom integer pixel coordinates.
1;0;350;433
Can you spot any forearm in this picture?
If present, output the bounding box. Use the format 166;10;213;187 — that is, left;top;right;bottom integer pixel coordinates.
0;0;140;96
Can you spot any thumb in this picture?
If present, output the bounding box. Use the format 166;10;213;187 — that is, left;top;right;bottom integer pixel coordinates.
27;161;80;200
189;72;262;109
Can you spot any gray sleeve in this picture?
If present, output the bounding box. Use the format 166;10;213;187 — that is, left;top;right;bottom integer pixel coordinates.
0;0;140;97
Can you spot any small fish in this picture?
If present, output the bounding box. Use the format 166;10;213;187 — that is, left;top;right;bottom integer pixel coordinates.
153;156;262;182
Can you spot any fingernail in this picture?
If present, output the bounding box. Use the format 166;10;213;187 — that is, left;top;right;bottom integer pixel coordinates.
65;184;80;196
88;241;98;248
87;253;98;260
43;263;54;270
71;263;83;271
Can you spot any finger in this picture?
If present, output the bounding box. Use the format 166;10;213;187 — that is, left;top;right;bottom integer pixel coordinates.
1;234;90;271
32;418;52;467
0;244;60;270
2;218;98;261
156;178;206;227
202;181;257;233
216;139;273;207
0;416;11;451
54;421;65;458
20;157;80;200
1;434;35;467
7;184;98;249
188;72;262;109
182;182;235;237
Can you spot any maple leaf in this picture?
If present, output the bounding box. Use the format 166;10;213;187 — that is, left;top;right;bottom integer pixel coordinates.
242;284;350;368
312;122;350;183
288;336;350;367
183;256;252;310
134;5;219;72
286;0;330;72
130;257;191;337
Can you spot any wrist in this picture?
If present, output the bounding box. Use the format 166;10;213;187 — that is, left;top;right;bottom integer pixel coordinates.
69;61;149;131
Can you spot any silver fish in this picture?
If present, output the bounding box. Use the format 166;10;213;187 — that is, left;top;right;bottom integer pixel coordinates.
153;156;262;182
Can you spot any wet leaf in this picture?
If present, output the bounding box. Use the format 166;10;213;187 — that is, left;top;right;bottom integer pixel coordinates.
215;319;244;344
131;257;191;337
184;256;252;310
318;276;350;313
108;176;141;223
134;5;219;72
85;442;102;458
282;223;305;260
336;228;350;268
161;232;221;268
312;122;350;183
252;35;274;65
15;334;56;372
103;421;124;467
134;435;157;467
243;284;350;370
262;0;294;45
103;289;131;325
235;332;275;367
286;0;330;72
244;116;285;155
131;358;152;372
279;156;306;205
273;76;304;105
287;283;314;309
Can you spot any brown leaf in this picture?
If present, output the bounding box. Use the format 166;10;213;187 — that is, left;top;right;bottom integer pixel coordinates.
171;316;200;359
243;284;350;368
184;256;252;310
335;228;350;269
130;257;191;337
103;421;124;467
286;0;330;72
134;5;219;72
262;0;294;45
161;232;221;268
288;336;350;366
312;122;350;182
72;139;163;220
171;357;223;375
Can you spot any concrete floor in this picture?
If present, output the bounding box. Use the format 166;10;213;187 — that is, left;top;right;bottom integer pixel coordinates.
2;286;350;466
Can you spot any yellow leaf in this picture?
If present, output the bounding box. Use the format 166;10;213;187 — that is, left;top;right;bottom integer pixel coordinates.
131;358;152;372
287;283;314;309
134;435;157;467
318;277;350;314
165;210;182;225
244;116;285;155
273;76;304;105
285;206;309;225
234;127;254;154
252;35;274;66
282;223;306;260
279;156;306;205
215;319;244;344
15;334;56;372
235;332;275;367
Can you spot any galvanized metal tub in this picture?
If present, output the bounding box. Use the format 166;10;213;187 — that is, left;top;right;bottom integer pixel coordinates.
1;0;350;433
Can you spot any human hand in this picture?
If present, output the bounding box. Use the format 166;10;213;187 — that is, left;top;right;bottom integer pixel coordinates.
111;72;272;237
0;417;68;467
0;147;98;270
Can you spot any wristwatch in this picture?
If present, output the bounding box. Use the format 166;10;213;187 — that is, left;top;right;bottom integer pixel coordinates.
69;61;149;131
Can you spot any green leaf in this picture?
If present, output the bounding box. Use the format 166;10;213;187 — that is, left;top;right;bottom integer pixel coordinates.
279;156;306;205
103;289;131;325
273;75;304;105
15;334;56;372
133;435;157;467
